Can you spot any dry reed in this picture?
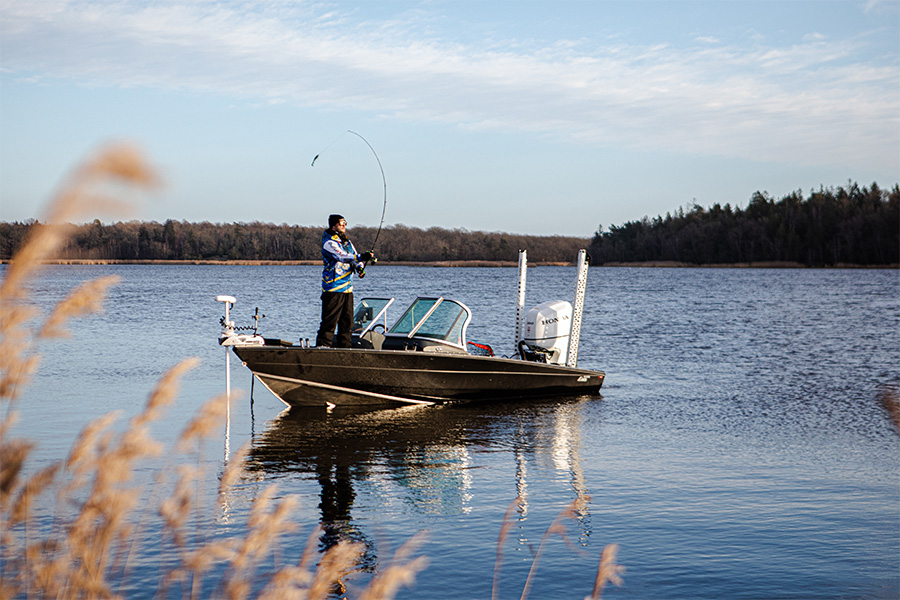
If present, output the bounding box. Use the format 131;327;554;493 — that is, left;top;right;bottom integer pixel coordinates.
0;143;155;301
0;145;425;600
219;442;251;497
356;533;429;600
490;495;624;600
1;144;157;599
586;544;625;600
1;144;624;599
878;386;900;433
492;496;525;600
519;498;587;600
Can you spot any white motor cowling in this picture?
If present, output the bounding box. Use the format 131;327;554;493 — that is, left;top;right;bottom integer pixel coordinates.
520;300;573;365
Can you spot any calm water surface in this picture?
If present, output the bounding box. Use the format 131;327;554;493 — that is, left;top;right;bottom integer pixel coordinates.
7;265;900;599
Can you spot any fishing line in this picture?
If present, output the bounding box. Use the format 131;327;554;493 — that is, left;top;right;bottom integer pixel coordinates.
311;130;388;266
310;131;348;167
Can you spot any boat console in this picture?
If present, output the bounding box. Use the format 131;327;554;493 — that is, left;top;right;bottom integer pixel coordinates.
350;297;394;350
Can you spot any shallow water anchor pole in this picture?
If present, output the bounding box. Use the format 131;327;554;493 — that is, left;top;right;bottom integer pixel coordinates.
566;250;589;368
216;295;237;458
216;295;237;399
515;250;527;354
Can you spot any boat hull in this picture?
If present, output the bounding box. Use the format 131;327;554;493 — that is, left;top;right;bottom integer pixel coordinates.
233;346;605;407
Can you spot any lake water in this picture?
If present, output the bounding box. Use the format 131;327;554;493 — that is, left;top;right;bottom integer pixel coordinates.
6;264;900;599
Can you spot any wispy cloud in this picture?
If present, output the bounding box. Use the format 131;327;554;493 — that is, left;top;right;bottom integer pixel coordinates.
2;0;897;171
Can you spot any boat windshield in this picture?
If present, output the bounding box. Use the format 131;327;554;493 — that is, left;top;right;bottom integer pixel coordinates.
352;297;394;335
388;297;471;347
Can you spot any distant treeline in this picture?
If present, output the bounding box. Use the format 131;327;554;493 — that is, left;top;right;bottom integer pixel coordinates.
0;220;587;264
589;182;898;266
2;181;896;266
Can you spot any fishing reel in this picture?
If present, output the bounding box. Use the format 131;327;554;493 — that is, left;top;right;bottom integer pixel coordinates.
357;251;377;278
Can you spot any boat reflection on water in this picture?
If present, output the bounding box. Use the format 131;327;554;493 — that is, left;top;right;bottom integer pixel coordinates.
242;395;599;568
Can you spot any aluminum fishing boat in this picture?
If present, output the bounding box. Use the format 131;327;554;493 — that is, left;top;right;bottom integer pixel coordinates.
217;250;604;407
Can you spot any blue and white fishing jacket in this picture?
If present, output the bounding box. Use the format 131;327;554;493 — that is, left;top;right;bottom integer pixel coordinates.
321;229;360;293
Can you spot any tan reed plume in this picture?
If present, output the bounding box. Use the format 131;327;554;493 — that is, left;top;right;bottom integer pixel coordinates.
177;394;228;452
1;143;158;406
222;484;301;599
137;357;200;428
492;496;525;600
0;439;34;509
877;386;900;433
585;543;625;600
0;143;157;300
252;524;362;600
0;143;160;599
0;144;432;600
160;464;202;548
37;275;121;339
519;497;588;600
219;441;251;497
63;411;120;485
357;532;429;600
1;143;623;600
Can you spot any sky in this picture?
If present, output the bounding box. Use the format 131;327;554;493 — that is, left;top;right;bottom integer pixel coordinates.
1;0;898;237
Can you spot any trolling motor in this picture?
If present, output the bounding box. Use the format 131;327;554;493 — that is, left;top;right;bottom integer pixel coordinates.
217;295;265;347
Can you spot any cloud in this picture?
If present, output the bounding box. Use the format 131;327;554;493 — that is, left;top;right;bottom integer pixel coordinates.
1;0;897;172
864;0;892;14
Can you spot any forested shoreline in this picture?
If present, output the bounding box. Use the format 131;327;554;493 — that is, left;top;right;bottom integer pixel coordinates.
0;220;588;264
1;182;897;266
589;182;897;267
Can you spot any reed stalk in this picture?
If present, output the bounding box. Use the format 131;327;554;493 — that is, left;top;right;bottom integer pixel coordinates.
585;544;625;600
0;145;425;599
878;386;900;433
1;144;624;599
492;496;525;600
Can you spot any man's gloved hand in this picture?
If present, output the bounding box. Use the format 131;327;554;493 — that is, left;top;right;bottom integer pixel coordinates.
355;264;366;278
359;250;375;262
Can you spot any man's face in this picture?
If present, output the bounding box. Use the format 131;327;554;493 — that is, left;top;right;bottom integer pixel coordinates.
335;219;347;233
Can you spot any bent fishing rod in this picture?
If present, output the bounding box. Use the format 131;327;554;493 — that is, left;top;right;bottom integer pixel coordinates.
311;130;386;276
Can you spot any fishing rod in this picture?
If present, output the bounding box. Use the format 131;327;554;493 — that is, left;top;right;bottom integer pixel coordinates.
311;130;387;276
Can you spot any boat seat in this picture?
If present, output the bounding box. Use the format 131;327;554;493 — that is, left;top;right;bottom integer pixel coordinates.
353;329;385;350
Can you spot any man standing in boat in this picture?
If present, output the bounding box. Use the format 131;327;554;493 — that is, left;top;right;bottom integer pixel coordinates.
316;214;374;348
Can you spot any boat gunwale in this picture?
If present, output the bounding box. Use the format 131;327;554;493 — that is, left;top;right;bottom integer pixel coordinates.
233;344;605;376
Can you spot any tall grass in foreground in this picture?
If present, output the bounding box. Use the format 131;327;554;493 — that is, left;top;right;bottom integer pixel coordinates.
0;145;624;599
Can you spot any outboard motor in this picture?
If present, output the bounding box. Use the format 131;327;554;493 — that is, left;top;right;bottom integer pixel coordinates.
520;300;573;365
514;248;589;367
